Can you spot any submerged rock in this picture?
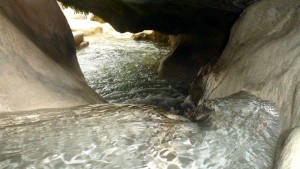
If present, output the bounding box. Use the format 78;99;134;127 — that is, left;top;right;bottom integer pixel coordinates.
189;91;281;168
0;100;280;168
189;0;300;167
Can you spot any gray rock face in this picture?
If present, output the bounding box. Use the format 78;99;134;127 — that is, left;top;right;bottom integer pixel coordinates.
158;34;223;81
188;0;300;166
193;0;300;130
58;0;256;82
0;0;105;112
58;0;257;34
277;127;300;169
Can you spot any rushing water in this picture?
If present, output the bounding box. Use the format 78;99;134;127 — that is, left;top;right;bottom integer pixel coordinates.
0;92;281;169
77;33;193;115
0;32;282;168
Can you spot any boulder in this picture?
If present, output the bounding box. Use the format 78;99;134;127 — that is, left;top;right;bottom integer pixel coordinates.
132;30;169;43
77;41;89;50
91;15;106;23
0;0;105;112
72;31;89;49
73;31;84;46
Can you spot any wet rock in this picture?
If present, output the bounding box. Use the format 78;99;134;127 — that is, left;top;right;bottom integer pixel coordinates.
72;31;89;50
158;34;223;81
91;15;106;23
57;0;256;34
73;31;84;46
0;0;105;112
132;30;169;44
77;41;89;50
277;127;300;169
191;0;300;129
58;0;249;82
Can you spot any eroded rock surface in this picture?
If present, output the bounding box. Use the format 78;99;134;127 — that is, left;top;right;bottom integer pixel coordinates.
0;0;105;112
132;30;169;44
277;127;300;169
58;0;257;82
185;0;300;167
192;0;300;130
159;34;223;81
58;0;257;34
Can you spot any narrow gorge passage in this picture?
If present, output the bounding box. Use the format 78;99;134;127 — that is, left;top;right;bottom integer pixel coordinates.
77;33;194;115
1;0;299;168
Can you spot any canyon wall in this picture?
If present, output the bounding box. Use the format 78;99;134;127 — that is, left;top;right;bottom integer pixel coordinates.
1;0;299;167
58;0;257;82
191;0;300;130
0;0;105;112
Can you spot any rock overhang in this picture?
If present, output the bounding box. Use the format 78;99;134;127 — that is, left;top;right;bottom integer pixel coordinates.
57;0;258;34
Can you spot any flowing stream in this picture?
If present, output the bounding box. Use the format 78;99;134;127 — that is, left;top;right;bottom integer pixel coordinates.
77;32;193;115
0;32;282;169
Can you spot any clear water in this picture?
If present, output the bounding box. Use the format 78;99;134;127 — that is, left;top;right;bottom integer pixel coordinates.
0;32;282;168
77;33;193;115
0;92;281;169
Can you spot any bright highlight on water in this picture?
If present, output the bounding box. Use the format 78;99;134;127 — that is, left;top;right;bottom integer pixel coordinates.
0;92;280;168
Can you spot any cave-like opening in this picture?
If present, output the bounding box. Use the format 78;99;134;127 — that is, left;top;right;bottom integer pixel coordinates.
57;0;247;115
2;0;297;168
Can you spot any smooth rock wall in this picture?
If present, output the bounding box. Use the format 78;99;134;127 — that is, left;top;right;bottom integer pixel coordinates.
277;127;300;169
159;34;224;81
193;0;300;130
58;0;249;83
57;0;255;33
0;0;105;112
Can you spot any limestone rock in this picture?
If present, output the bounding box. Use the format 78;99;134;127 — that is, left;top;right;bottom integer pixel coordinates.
77;41;89;50
192;0;300;130
0;0;105;112
91;15;106;23
158;34;223;81
58;0;245;83
58;0;256;34
277;127;300;169
132;30;169;43
73;31;84;47
72;31;89;50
